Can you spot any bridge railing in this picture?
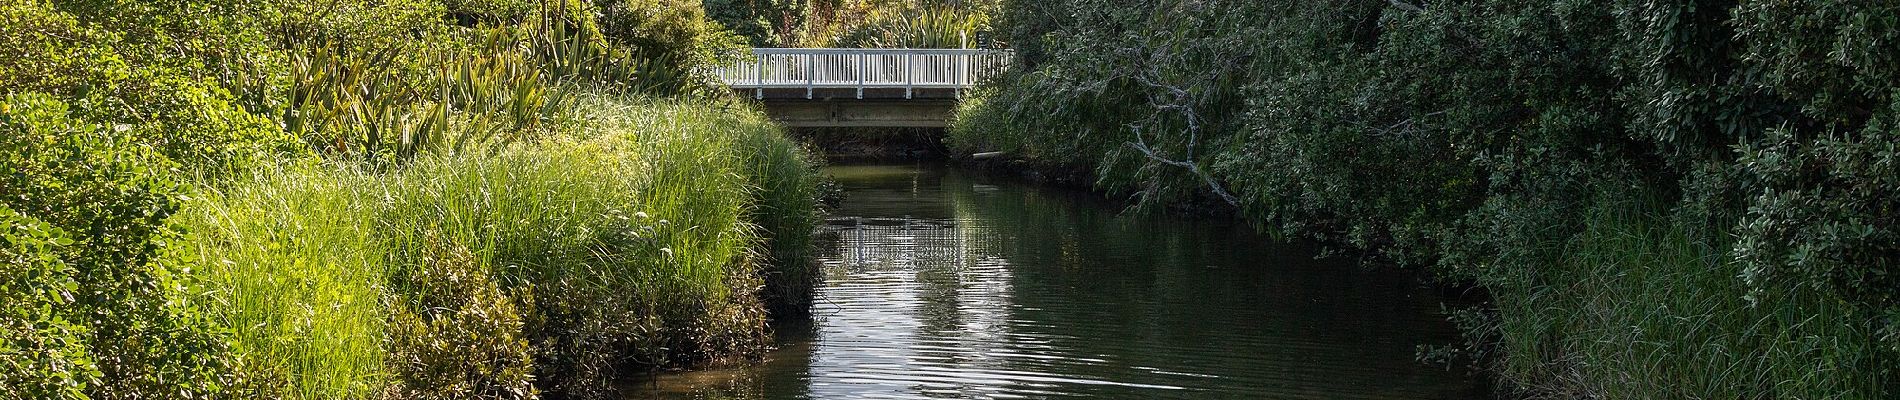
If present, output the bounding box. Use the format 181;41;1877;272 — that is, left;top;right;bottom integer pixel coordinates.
714;48;1012;98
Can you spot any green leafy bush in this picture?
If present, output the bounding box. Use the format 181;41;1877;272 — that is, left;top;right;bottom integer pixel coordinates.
810;4;988;48
0;206;93;400
0;0;300;175
386;237;537;400
1735;124;1900;354
0;93;242;399
2;0;819;397
593;0;743;64
955;0;1899;396
702;0;799;46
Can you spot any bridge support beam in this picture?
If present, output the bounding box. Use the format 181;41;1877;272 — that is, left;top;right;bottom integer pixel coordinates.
760;99;957;128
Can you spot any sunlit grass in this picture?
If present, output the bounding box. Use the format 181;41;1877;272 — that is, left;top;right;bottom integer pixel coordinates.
172;94;819;398
177;161;388;399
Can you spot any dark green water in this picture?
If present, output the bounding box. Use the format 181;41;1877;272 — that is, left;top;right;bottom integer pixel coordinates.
636;164;1485;399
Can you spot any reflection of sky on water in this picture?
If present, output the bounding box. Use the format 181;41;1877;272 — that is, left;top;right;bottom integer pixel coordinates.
631;164;1485;400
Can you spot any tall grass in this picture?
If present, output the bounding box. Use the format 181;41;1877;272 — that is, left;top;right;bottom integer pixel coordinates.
1481;196;1887;398
172;94;820;398
178;162;388;399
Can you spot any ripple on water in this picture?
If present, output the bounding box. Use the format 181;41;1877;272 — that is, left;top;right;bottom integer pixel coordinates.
629;165;1484;400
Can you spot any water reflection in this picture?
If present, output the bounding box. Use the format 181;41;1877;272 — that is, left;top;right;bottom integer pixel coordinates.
631;164;1484;399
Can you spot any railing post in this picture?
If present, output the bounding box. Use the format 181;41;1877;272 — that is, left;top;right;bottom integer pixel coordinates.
714;48;1016;100
956;51;966;99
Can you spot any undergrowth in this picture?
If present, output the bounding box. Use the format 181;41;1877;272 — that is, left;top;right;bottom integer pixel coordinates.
1473;195;1884;398
172;94;818;398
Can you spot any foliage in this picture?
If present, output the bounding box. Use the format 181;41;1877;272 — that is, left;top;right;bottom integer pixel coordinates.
274;1;736;163
954;0;1900;396
702;0;806;46
386;237;537;400
442;0;538;25
703;0;994;48
1734;124;1900;354
172;95;819;398
1727;1;1900;355
808;4;988;48
0;93;244;399
176;160;390;399
0;0;301;175
0;206;93;400
733;118;824;317
2;0;821;398
283;32;573;163
593;0;744;67
1482;195;1883;397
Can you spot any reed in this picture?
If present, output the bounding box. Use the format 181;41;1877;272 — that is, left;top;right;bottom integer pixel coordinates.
173;94;820;398
1478;196;1886;398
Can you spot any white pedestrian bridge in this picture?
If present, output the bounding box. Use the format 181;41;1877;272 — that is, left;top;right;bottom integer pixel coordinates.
714;48;1014;102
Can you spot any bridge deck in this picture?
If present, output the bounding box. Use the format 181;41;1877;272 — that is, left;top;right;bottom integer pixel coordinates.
714;48;1012;99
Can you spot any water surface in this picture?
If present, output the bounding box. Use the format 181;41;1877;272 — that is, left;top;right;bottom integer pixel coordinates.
635;164;1483;399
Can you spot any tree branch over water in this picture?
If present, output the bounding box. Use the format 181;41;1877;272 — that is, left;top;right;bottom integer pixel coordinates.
1110;7;1244;208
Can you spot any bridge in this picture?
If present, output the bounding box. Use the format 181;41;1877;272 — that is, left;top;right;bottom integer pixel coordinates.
714;48;1012;128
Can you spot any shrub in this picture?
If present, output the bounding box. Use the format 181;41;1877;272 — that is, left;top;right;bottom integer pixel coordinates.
0;206;93;400
0;0;300;176
958;0;1900;396
592;0;742;63
809;4;988;48
386;237;537;400
1480;195;1884;397
1735;123;1900;355
0;93;242;399
3;0;817;397
702;0;798;46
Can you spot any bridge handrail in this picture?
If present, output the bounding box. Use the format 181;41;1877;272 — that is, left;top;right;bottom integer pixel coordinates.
743;48;995;55
713;48;1014;98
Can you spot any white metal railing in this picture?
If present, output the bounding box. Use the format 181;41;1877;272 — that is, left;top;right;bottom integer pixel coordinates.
714;48;1013;99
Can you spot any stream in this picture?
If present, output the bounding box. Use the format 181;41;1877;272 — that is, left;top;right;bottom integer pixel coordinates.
634;164;1486;399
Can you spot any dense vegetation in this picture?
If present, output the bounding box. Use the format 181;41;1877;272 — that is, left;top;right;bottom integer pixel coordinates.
951;0;1896;397
1;0;820;399
704;0;993;48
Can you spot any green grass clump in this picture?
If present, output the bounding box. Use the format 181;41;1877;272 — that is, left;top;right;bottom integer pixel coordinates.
176;162;389;399
1462;197;1887;398
171;94;820;398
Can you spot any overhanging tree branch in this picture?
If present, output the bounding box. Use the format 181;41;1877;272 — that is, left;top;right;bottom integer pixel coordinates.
1126;126;1241;206
1103;3;1245;208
